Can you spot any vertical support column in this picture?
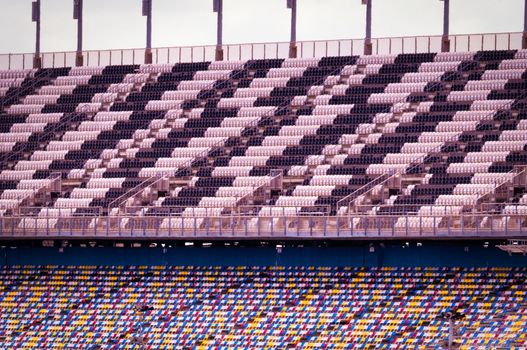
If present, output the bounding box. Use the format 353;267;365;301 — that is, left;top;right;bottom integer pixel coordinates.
287;0;297;58
213;0;224;61
448;318;453;350
441;0;450;52
523;0;527;49
73;0;83;66
363;0;372;55
32;0;42;68
143;0;153;64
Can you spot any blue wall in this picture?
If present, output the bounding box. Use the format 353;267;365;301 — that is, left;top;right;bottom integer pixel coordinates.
2;242;526;267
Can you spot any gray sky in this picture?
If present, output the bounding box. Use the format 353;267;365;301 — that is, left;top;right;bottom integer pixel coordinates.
0;0;524;54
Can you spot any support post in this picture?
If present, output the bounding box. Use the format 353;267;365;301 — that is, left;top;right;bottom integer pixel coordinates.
213;0;224;61
73;0;83;66
441;0;450;52
287;0;297;58
32;0;42;68
363;0;372;55
143;0;153;64
448;318;453;350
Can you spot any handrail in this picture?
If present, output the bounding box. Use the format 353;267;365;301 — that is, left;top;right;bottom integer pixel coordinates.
0;189;37;211
353;202;527;216
0;172;61;212
476;166;527;207
0;110;82;168
0;32;522;69
475;169;518;202
3;212;526;239
237;204;332;216
108;173;163;213
338;93;527;214
8;203;526;219
104;59;263;213
106;58;269;213
235;172;283;207
0;69;40;111
0;70;81;167
336;173;390;211
16;206;104;216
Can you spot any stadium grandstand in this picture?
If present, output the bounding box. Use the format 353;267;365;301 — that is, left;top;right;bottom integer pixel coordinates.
1;0;527;348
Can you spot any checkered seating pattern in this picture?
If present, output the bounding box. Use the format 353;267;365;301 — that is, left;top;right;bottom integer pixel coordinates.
0;50;526;232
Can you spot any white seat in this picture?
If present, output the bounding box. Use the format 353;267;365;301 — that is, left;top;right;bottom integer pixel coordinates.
78;120;116;132
10;123;46;133
194;70;231;80
310;175;352;186
26;113;63;123
198;197;238;208
211;166;252;177
154;157;194;168
204;127;243;138
139;63;173;73
275;196;318;207
292;186;335;197
162;90;200;101
160;217;204;230
232;176;271;187
145;100;182;111
250;77;289;88
229;156;269;167
267;67;306;78
233;87;273;98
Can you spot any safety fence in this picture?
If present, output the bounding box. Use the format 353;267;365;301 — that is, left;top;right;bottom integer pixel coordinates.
0;32;523;69
1;211;525;239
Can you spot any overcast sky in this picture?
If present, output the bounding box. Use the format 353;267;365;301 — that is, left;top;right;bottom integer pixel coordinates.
0;0;524;54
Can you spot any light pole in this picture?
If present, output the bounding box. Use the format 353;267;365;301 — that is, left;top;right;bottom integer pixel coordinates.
438;311;464;350
143;0;153;64
361;0;372;55
32;0;42;68
286;0;297;58
73;0;83;66
213;0;224;61
439;0;450;52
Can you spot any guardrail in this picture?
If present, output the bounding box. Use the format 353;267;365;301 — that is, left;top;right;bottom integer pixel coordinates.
341;95;527;215
336;173;391;212
0;32;523;70
1;211;525;239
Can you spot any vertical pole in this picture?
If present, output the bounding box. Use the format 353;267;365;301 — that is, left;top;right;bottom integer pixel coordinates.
287;0;297;58
33;0;42;68
448;318;453;350
364;0;372;55
214;0;224;61
523;0;527;49
144;0;153;64
74;0;84;66
442;0;450;52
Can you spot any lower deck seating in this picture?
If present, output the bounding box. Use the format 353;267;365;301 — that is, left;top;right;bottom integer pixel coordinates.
0;265;526;349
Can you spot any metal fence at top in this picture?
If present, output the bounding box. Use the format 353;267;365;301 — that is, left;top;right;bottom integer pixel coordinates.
0;32;523;70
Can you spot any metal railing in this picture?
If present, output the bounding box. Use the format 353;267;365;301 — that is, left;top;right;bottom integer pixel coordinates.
336;173;392;212
1;209;525;239
106;53;360;214
476;166;527;204
108;173;164;214
0;32;523;70
342;95;527;215
0;111;85;169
